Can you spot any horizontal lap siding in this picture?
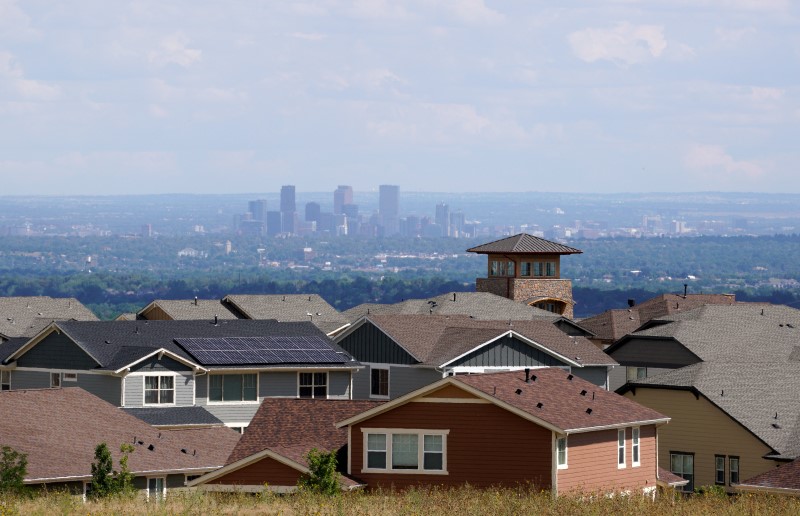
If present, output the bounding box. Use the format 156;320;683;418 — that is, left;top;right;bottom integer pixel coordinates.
76;374;122;406
8;370;50;389
329;371;351;399
352;402;552;489
557;426;657;494
124;372;193;407
202;403;261;426
209;457;303;487
388;367;442;398
572;367;608;390
261;372;296;397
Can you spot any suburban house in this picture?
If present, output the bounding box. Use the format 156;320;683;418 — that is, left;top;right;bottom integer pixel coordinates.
335;369;671;494
619;362;800;493
335;315;617;399
0;296;98;339
0;319;361;430
604;303;800;390
189;398;382;492
737;458;800;496
467;233;583;318
0;387;240;499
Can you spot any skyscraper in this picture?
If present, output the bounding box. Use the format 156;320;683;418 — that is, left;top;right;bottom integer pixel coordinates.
248;199;268;222
305;202;321;223
333;185;353;215
280;185;296;234
435;203;450;237
379;185;400;236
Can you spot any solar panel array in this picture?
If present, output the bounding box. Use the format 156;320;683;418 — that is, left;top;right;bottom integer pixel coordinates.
176;336;349;365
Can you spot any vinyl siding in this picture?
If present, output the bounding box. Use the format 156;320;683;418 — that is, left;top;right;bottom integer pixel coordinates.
572;366;609;390
124;372;194;407
261;371;297;397
609;338;701;369
74;374;122;406
201;403;261;426
8;369;50;390
207;456;303;487
16;332;99;369
352;365;443;400
337;322;417;365
449;335;569;368
329;370;351;399
623;387;776;493
130;355;192;373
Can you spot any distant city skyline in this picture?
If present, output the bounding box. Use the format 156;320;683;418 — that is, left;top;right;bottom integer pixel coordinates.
1;1;798;195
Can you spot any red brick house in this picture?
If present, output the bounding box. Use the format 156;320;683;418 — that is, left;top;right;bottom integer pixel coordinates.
337;369;671;495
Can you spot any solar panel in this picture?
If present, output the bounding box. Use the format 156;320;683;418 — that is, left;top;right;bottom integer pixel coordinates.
176;336;350;366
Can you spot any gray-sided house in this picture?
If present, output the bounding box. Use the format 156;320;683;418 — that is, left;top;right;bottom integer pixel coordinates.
0;319;362;430
0;387;240;500
334;314;617;400
605;304;800;390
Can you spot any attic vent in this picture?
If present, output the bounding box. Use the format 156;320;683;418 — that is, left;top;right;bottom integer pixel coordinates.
580;390;587;396
772;423;781;429
147;444;155;451
567;374;574;381
515;388;523;395
137;440;144;446
181;448;188;454
105;340;111;344
585;408;593;414
536;402;543;409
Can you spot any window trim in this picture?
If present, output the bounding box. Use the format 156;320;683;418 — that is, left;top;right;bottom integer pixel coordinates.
1;370;10;391
631;427;640;467
298;371;328;399
142;374;176;406
361;428;449;475
729;456;740;485
556;436;568;469
617;428;626;469
146;476;166;502
670;451;695;493
207;373;259;404
50;372;61;388
63;372;78;382
715;455;726;485
370;366;390;399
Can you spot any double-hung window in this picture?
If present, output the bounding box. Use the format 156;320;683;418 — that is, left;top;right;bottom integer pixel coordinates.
632;427;640;467
144;375;175;405
617;429;626;468
715;455;725;485
1;370;9;391
209;374;257;402
370;367;389;398
556;436;568;469
363;430;448;473
299;372;327;398
729;456;740;484
670;452;694;492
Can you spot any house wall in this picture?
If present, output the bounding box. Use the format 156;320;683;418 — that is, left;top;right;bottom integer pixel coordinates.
206;456;303;487
15;332;98;369
336;322;417;365
571;367;609;390
140;306;172;320
351;365;442;400
8;369;49;389
329;370;351;399
130;356;192;373
74;373;122;406
124;371;194;407
449;335;569;369
608;338;701;369
557;425;658;494
623;387;776;493
350;401;553;489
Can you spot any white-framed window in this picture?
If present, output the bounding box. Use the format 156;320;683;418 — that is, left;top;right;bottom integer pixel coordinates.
729;456;740;484
209;373;257;403
225;422;249;434
147;477;166;501
50;372;61;388
144;375;175;405
556;436;568;469
185;474;202;485
370;367;389;398
617;429;626;468
626;367;647;382
299;372;327;398
670;452;694;492
632;427;640;467
362;429;449;474
1;370;9;391
63;372;78;382
715;455;725;485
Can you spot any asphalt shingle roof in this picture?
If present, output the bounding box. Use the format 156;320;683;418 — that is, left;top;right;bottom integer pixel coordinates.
138;299;240;320
0;296;98;338
122;406;224;427
0;387;240;482
467;233;582;255
739;457;800;491
223;294;350;335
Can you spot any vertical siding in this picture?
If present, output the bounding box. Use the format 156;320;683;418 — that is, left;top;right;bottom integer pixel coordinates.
623;388;775;493
572;367;608;390
16;333;98;369
337;323;417;364
130;356;192;373
329;371;351;399
261;371;297;397
9;370;50;389
123;372;194;407
207;456;303;487
556;426;657;494
351;402;552;489
450;336;568;368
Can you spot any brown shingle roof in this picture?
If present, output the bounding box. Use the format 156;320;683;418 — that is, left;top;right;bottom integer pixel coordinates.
467;233;582;255
739;458;800;492
223;294;350;334
0;296;98;338
579;309;642;342
658;467;690;487
0;387;239;482
455;369;668;431
138;299;240;320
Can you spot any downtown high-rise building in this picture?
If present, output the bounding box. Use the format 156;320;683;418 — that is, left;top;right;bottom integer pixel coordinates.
435;202;450;237
333;185;353;215
379;185;400;236
280;185;296;234
248;199;268;223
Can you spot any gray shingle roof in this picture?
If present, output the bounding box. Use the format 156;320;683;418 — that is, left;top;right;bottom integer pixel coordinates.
627;362;800;459
223;294;350;334
343;292;559;323
138;299;240;320
0;296;98;338
123;406;224;427
467;233;582;255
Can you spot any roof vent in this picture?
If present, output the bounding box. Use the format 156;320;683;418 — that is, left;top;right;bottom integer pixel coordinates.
194;296;198;306
627;299;635;308
788;324;795;329
531;374;537;382
453;293;457;302
772;423;781;429
515;388;523;395
524;368;531;383
147;444;155;451
761;309;765;316
580;390;587;396
137;440;144;446
567;374;574;381
585;408;593;414
214;315;218;325
181;448;188;454
105;340;111;344
536;402;543;409
720;389;724;397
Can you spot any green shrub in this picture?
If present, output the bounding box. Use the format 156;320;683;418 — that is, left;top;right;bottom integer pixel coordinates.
298;448;340;496
0;445;27;494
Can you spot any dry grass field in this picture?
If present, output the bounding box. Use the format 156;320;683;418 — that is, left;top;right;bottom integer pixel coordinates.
2;486;799;515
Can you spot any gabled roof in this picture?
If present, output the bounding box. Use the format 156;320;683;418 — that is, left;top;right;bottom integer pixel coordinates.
0;387;239;482
338;369;667;433
0;296;98;338
338;315;615;368
467;233;582;255
578;309;642;343
606;304;800;363
5;320;358;371
122;406;224;428
622;362;800;459
222;294;350;335
137;299;240;321
738;458;800;494
342;292;559;323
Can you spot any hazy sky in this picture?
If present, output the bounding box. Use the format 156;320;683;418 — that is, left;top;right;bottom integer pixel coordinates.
1;1;798;195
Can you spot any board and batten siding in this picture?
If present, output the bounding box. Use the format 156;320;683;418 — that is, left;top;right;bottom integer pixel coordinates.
448;335;570;369
351;365;442;400
336;322;417;365
609;338;701;369
15;332;99;370
350;400;553;489
556;425;657;494
124;372;194;407
623;387;776;493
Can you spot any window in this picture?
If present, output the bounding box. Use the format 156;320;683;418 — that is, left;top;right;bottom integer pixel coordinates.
506;261;515;277
147;477;165;501
490;260;502;276
1;371;9;391
50;372;61;388
632;427;640;467
299;372;327;398
370;367;389;398
617;429;626;468
715;455;725;485
545;262;556;277
520;262;531;277
626;367;647;382
144;375;175;405
729;456;739;484
556;436;568;469
670;452;694;492
185;474;202;484
363;430;448;473
209;374;257;402
533;262;543;276
63;373;78;382
489;260;514;277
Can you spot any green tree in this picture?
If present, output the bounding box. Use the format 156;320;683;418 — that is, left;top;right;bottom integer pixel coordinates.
298;448;340;496
114;443;135;497
0;445;28;494
90;443;115;498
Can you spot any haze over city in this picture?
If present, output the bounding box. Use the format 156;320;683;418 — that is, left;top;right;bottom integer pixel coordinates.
1;1;798;195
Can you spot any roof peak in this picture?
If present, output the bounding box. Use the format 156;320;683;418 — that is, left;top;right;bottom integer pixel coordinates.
467;233;582;255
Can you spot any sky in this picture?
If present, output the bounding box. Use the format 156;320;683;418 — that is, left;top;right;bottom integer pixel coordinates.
0;0;798;195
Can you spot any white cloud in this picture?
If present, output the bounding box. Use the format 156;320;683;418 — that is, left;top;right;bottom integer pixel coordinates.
148;33;202;68
0;51;60;100
714;26;757;43
684;144;765;180
0;0;39;40
569;23;668;65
